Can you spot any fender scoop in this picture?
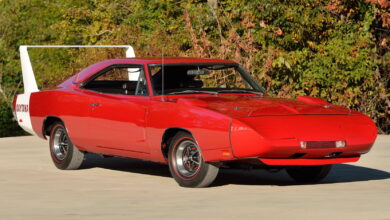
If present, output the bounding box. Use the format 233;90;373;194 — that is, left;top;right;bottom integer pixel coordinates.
177;98;209;107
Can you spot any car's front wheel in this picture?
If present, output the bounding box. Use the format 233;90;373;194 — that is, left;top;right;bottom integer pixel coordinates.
286;165;332;183
168;132;219;188
49;122;85;170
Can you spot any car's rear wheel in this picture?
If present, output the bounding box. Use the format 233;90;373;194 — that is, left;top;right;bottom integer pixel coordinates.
168;131;219;188
286;165;332;183
49;122;84;170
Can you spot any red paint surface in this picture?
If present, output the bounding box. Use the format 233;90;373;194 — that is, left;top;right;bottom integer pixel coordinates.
26;58;377;166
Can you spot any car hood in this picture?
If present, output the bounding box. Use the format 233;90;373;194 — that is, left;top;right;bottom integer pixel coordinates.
174;95;352;118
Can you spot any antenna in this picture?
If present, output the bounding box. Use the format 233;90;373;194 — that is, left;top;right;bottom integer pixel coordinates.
161;48;165;102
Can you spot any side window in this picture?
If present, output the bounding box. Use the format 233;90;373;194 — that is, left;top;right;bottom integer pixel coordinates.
83;66;148;96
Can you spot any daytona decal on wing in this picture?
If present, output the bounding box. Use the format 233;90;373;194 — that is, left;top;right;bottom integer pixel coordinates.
16;104;29;112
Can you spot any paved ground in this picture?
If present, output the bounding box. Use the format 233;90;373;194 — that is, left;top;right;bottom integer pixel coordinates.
0;135;389;220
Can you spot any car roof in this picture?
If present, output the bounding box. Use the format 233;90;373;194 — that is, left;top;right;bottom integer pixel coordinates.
107;57;236;64
63;57;237;86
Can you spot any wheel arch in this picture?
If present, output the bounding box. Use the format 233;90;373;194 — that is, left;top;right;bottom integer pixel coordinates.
161;127;194;159
42;116;65;139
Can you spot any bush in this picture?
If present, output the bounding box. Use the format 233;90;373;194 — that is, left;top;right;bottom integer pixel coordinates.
0;100;26;137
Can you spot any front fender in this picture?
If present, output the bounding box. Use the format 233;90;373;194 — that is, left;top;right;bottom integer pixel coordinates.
229;119;271;158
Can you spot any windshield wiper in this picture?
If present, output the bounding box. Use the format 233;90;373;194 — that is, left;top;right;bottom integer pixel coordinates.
217;89;263;95
167;90;218;95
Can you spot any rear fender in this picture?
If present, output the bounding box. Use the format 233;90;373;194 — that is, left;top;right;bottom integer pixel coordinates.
14;93;36;135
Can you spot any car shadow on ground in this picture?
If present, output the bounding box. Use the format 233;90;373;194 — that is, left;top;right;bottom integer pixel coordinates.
212;165;390;186
81;153;390;186
81;153;172;177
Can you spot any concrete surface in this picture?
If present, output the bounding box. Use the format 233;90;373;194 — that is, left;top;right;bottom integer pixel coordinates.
0;135;389;220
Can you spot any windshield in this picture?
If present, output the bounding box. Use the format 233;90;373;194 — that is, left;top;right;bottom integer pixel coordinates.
149;63;265;95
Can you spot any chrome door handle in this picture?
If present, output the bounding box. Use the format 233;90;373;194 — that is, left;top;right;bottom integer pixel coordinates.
90;103;100;107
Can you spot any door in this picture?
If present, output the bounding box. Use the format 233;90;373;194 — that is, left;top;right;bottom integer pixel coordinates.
81;64;150;154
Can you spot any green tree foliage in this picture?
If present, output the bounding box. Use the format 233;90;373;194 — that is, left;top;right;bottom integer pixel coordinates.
0;0;388;137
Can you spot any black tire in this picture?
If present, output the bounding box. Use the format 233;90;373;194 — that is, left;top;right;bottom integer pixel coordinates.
286;165;332;183
49;122;84;170
168;131;219;188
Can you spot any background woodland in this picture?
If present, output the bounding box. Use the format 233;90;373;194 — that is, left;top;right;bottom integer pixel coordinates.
0;0;389;136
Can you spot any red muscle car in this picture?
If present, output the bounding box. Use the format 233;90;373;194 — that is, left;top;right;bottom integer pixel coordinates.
13;46;377;187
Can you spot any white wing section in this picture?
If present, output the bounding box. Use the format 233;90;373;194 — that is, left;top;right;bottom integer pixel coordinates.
16;45;135;135
19;46;39;93
15;93;34;134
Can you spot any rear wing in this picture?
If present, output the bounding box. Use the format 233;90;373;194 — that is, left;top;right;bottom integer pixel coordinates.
19;45;135;93
16;45;135;134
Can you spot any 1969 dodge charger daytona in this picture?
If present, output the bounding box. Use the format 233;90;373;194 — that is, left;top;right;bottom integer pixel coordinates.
13;45;377;187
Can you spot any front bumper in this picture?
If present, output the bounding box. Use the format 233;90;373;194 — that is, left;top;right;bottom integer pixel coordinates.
229;115;377;161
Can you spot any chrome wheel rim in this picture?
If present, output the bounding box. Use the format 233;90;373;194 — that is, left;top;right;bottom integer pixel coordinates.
175;140;202;178
52;128;69;161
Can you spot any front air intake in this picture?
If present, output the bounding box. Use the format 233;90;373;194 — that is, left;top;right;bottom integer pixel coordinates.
300;141;346;149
